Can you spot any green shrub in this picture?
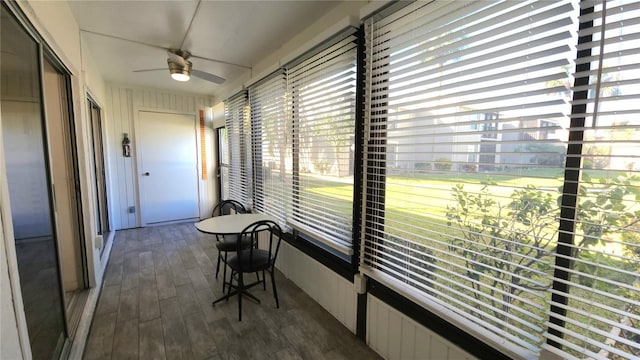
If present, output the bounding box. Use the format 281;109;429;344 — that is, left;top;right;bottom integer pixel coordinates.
434;158;452;171
415;162;431;171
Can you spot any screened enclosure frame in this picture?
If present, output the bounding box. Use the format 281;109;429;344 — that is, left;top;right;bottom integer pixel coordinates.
359;1;640;359
225;26;362;267
221;1;640;359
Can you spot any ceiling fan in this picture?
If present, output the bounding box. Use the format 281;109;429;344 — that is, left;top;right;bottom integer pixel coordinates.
80;0;252;85
79;29;252;85
133;48;227;84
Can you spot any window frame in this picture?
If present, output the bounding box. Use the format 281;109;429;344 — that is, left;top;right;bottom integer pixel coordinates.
359;1;640;359
221;1;640;358
228;28;365;277
285;29;360;257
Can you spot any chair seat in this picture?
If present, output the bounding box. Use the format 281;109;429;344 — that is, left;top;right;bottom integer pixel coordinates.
215;235;251;252
227;249;271;273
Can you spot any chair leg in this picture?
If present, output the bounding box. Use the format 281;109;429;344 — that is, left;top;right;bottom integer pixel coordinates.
270;269;279;308
226;269;235;298
262;270;266;290
237;272;244;321
222;252;228;292
215;252;222;278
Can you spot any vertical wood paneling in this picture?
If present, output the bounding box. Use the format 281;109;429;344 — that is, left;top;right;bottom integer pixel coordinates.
105;84;213;229
275;242;357;333
1;72;38;100
380;304;390;358
337;278;347;328
142;91;151;108
414;326;430;359
388;310;402;359
109;86;128;228
367;295;477;360
169;94;176;110
430;336;449;359
150;91;158;108
401;319;417;359
366;297;383;355
124;89;136;228
103;88;120;229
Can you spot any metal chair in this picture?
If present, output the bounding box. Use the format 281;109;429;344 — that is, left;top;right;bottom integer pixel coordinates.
211;200;247;290
214;219;282;321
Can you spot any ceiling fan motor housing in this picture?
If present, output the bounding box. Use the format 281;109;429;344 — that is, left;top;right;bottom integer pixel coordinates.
168;58;192;81
172;49;191;59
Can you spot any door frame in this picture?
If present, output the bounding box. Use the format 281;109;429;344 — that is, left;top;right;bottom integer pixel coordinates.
42;54;89;335
133;108;201;226
85;92;114;252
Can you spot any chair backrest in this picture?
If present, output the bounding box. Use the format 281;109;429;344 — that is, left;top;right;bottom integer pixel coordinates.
237;220;282;271
212;199;246;217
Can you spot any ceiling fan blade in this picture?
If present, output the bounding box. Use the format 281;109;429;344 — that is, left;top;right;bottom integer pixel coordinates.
132;68;166;73
81;30;171;52
79;30;251;71
191;69;225;84
190;53;251;69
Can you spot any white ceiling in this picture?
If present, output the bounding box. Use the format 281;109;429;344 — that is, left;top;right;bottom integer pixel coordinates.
68;0;343;96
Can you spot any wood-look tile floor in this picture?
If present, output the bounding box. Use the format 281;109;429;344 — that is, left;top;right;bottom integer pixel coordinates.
83;222;381;360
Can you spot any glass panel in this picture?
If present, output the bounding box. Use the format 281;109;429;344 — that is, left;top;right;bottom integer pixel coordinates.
225;93;251;206
361;1;576;357
218;127;230;201
548;1;640;357
1;5;67;360
43;58;87;319
88;98;110;256
288;35;358;254
250;71;291;226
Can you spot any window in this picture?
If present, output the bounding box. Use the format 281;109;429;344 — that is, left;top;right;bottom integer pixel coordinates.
544;1;640;358
217;127;230;201
250;70;291;225
224;29;359;258
224;91;251;206
362;0;640;358
287;30;359;255
221;1;640;358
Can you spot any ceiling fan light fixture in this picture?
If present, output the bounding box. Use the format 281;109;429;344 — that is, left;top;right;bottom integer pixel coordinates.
168;59;192;81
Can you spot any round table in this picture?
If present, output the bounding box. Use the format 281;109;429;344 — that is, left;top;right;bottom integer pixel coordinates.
194;213;278;235
195;212;279;307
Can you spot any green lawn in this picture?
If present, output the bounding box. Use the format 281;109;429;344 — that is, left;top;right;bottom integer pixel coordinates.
304;168;639;354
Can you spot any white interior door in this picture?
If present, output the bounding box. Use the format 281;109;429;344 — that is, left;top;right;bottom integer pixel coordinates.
138;111;199;225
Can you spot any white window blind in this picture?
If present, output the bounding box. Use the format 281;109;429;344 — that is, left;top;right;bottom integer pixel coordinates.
543;1;640;359
224;91;252;207
249;70;291;226
287;31;358;255
361;1;576;358
218;127;230;201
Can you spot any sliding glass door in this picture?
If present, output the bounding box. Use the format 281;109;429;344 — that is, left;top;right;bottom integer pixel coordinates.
1;3;89;359
1;5;67;359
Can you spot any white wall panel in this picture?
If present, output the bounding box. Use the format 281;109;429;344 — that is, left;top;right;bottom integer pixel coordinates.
367;295;477;360
275;242;357;333
275;240;474;360
105;84;213;229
